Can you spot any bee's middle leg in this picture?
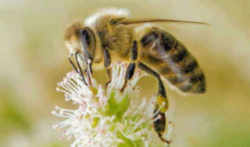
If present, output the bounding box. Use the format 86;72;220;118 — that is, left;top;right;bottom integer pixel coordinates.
104;49;112;88
138;62;171;144
121;41;138;92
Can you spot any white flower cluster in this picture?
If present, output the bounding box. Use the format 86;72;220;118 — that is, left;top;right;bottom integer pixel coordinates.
52;64;173;147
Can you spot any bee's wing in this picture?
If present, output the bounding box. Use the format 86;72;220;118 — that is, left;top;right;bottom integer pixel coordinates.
120;18;209;25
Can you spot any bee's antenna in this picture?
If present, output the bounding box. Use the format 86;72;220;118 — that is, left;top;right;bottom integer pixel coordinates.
121;18;210;26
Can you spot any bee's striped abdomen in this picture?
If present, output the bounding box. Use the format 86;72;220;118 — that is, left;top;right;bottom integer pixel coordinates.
140;28;206;93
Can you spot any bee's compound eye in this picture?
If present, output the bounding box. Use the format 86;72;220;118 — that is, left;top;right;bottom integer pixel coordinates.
80;29;91;46
79;27;96;60
110;19;119;25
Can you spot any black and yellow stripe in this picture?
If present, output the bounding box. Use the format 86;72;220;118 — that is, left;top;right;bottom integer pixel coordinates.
140;28;206;94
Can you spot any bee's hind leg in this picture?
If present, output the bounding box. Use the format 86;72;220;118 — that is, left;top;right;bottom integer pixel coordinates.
138;62;171;144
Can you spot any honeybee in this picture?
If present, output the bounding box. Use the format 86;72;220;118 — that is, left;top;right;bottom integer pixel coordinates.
64;8;207;144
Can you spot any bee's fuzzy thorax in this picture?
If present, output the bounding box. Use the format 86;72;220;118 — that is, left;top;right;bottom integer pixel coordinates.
84;8;130;27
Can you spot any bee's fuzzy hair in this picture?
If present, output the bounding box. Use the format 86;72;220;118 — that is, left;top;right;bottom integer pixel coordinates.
134;23;154;33
84;8;130;27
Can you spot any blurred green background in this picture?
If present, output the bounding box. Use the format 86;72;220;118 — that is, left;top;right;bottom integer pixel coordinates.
1;0;250;146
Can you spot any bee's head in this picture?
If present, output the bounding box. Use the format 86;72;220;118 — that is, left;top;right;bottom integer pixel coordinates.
64;22;96;65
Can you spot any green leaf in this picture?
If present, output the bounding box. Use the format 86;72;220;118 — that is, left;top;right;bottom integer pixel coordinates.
103;91;130;121
117;131;135;147
104;91;118;116
133;140;145;147
117;131;145;147
115;94;130;121
91;117;100;128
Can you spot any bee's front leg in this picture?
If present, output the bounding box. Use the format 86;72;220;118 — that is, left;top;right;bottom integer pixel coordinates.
75;52;89;85
104;49;112;88
137;62;171;144
121;41;138;92
67;52;88;85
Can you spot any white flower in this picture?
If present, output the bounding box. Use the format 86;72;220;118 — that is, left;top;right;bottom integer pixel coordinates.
52;63;174;147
